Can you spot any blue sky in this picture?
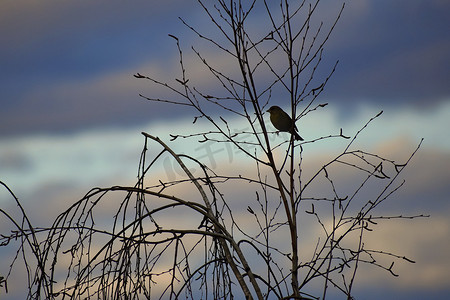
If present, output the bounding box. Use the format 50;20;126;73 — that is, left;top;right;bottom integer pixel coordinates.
0;1;449;299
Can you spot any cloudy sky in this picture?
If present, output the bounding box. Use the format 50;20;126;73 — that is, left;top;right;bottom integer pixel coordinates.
0;0;449;299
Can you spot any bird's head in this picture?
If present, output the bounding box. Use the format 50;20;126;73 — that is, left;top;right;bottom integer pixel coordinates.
267;106;281;115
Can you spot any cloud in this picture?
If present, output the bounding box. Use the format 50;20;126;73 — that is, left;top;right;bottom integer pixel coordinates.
324;0;450;102
1;0;448;139
353;214;450;291
0;0;200;136
0;6;449;294
2;99;448;199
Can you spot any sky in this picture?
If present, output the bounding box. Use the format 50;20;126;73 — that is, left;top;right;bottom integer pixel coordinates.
0;0;449;299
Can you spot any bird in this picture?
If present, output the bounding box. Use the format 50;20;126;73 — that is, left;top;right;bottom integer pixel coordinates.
267;106;303;141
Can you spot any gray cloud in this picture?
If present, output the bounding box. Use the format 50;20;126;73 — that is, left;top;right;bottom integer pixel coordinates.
0;0;448;135
1;101;449;299
324;0;450;103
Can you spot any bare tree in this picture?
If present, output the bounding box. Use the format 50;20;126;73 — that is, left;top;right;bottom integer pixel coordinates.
0;1;427;299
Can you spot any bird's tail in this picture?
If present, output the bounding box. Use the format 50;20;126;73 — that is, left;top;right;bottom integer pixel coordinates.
293;131;303;141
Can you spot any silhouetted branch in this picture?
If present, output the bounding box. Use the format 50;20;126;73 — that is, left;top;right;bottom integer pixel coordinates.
0;1;426;299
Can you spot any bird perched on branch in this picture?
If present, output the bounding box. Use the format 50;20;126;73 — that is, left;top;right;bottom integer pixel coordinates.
267;106;303;141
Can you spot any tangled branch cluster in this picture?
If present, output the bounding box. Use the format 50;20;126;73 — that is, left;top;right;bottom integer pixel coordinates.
0;1;426;299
